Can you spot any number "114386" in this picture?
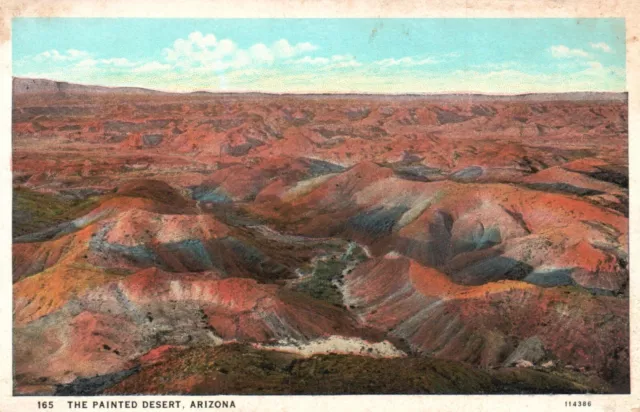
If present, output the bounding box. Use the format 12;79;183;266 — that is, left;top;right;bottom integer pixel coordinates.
565;401;592;407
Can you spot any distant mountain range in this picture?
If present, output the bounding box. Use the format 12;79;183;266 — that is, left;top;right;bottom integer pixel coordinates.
13;77;167;95
13;77;628;101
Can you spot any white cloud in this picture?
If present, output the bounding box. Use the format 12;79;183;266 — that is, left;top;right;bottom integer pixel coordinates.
292;54;361;69
100;58;136;67
550;45;590;59
188;31;218;48
164;33;239;68
33;49;91;63
249;43;275;64
67;49;89;59
471;61;521;70
294;56;330;65
132;61;172;73
375;56;440;67
162;31;318;71
272;39;317;58
27;49;139;72
73;57;137;70
590;42;613;53
75;59;98;68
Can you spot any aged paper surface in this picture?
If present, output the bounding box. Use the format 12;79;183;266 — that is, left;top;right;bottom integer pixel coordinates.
1;0;639;410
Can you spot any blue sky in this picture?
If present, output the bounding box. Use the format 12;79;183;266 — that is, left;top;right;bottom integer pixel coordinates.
12;18;626;93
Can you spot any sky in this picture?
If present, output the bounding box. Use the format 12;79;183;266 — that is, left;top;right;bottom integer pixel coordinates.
12;18;626;94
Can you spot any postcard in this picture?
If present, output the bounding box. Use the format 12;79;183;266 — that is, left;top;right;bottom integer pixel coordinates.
1;0;639;411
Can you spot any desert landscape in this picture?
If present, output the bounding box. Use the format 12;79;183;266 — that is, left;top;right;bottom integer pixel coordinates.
12;77;628;395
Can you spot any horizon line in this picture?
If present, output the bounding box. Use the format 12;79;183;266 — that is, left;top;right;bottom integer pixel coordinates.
13;76;629;98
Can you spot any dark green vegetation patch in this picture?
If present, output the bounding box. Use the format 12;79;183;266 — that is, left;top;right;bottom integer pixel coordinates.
13;187;100;239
